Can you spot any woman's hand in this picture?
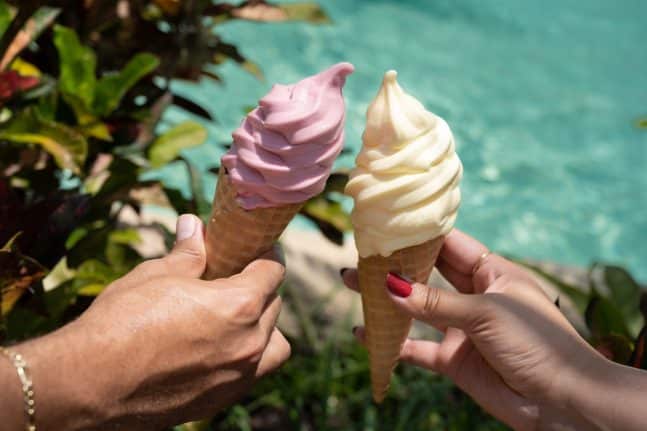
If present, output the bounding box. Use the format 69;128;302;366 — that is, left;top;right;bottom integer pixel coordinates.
342;229;607;430
17;214;290;430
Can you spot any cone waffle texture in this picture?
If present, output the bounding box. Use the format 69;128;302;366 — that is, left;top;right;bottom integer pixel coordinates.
204;170;302;280
358;236;444;403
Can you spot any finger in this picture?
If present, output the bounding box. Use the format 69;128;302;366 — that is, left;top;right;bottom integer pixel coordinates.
255;328;291;377
167;214;207;277
115;214;206;288
257;295;283;336
441;230;511;293
354;326;446;373
436;257;474;293
228;244;286;301
440;229;491;275
399;339;442;370
340;268;359;293
385;274;481;330
352;325;366;344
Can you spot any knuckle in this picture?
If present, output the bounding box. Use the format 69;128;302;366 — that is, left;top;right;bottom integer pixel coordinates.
174;247;206;269
242;333;267;361
233;293;263;322
252;258;286;284
134;259;166;279
399;341;414;361
418;286;441;320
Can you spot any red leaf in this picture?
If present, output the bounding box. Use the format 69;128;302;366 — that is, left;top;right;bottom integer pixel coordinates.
0;70;40;101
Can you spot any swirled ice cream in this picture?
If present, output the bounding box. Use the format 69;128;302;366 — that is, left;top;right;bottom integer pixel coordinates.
345;70;462;258
221;62;354;209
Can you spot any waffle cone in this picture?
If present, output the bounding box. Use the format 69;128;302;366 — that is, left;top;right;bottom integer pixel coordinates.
358;236;445;403
203;170;302;280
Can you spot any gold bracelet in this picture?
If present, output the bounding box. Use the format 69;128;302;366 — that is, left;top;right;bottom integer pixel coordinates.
1;346;36;431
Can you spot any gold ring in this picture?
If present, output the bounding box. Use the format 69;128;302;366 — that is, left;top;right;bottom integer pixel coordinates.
472;251;492;275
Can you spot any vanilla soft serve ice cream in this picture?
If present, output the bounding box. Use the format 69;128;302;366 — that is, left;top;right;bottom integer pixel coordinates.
345;71;462;258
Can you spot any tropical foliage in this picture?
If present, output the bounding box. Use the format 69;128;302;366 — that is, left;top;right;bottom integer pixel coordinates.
0;0;346;344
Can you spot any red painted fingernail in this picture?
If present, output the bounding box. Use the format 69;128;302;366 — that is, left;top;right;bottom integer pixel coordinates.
386;272;413;298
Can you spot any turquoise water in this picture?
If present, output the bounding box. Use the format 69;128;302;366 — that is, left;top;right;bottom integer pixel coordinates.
162;0;647;280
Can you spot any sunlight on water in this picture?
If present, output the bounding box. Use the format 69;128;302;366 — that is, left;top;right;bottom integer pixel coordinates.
159;0;647;280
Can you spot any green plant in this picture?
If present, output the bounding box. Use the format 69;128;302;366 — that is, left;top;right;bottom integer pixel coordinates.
0;0;342;344
526;262;647;369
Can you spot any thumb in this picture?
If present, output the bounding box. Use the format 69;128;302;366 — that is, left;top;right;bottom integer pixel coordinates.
164;213;206;278
385;272;480;330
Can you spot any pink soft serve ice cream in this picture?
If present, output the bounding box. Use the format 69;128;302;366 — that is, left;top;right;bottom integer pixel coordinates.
221;62;354;209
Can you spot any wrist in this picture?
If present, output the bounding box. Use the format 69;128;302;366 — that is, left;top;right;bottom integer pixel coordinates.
562;349;618;429
561;347;608;405
19;323;105;431
0;348;28;430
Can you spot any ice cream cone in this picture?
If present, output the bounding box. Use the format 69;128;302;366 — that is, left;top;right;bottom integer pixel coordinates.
203;170;302;280
345;70;462;402
358;236;444;403
203;63;353;279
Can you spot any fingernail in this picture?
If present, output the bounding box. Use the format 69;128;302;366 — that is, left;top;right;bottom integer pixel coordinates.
176;214;197;241
386;272;413;298
339;267;349;277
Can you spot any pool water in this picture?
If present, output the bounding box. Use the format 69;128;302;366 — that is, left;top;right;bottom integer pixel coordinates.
162;0;647;280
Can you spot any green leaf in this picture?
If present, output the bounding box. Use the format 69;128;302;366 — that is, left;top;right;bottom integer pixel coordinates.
323;172;349;194
592;333;634;364
302;197;352;232
93;53;160;117
0;2;11;39
0;107;88;174
66;225;110;268
213;41;264;81
74;259;120;296
109;228;141;246
518;262;590;314
0;237;47;317
600;264;643;336
184;158;211;218
53;25;97;110
67;225;142;272
148;121;207;168
300;196;352;245
585;294;632;339
94;156;140;200
164;186;195;215
175;420;212;431
106;229;142;271
630;326;647;370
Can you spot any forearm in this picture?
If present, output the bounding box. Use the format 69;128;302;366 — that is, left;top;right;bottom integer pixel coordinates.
568;356;647;431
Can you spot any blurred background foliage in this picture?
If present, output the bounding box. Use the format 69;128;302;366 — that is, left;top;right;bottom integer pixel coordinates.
0;1;645;430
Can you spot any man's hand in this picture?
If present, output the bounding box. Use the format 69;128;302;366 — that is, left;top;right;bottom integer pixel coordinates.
20;214;290;430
